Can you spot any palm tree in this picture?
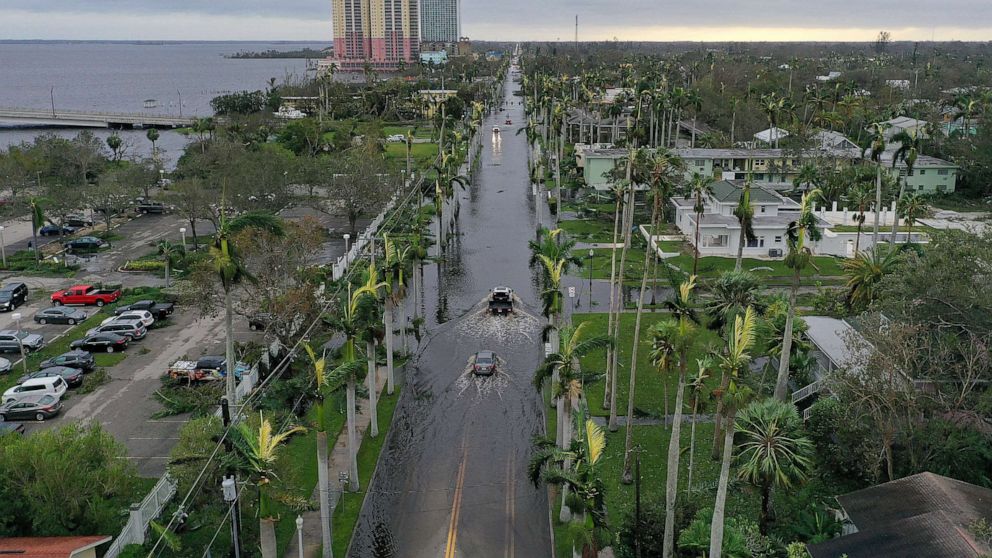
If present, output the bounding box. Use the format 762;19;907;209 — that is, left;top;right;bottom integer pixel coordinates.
650;278;698;558
733;178;756;272
760;92;789;148
841;246;901;311
529;405;609;557
533;322;611;522
709;307;758;558
890;129;921;243
304;344;333;557
327;270;380;492
866;122;889;247
687;173;715;276
844;183;874;255
210;211;284;407
686;89;703;148
899;194;929;242
382;235;411;390
604;181;627;421
233;412;306;558
146;128;160;162
358;266;388;438
157;240;182;288
706;270;764;333
792;163;819;193
735;398;814;534
686;357;713;495
773;190;822;402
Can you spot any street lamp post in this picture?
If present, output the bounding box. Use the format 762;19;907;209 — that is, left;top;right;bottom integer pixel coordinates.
295;516;304;558
11;312;26;375
343;233;351;265
588;249;594;308
0;226;6;269
179;227;187;250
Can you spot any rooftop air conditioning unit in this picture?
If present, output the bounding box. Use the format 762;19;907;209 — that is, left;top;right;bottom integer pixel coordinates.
768;248;783;257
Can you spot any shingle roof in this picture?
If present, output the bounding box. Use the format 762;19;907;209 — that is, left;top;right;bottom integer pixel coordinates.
0;537;112;558
808;472;992;558
709;180;785;204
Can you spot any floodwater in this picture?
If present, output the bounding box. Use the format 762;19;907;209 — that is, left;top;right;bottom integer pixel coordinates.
350;68;554;556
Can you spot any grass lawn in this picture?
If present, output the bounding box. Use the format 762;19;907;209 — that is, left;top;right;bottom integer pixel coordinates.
574;313;723;419
558;219;616;244
382;123;433;139
585;247;649;283
828;224;928;233
668;253;846;282
332;387;402;557
384;142;438;169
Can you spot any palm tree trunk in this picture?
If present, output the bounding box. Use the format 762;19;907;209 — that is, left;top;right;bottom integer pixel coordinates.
854;221;862;255
873;165;882;247
662;363;687;558
712;370;729;460
734;226;745;271
367;340;378;437
621;197;655;484
687;396;699;495
385;300;395;395
773;269;800;401
224;289;237;407
164;260;171;288
708;409;737;558
759;482;772;535
260;517;278;558
316;430;333;558
558;399;573;523
890;180;906;244
346;377;359;491
604;192;622;415
693;210;702;275
610;182;635;432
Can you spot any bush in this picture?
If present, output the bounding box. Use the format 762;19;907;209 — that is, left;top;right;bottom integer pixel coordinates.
806;397;879;485
123;260;166;272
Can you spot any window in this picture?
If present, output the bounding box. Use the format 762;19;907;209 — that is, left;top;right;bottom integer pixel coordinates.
938;169;949;176
746;237;765;248
774;236;782;243
919;169;926;175
702;234;729;247
760;205;766;213
753;159;765;166
695;159;705;167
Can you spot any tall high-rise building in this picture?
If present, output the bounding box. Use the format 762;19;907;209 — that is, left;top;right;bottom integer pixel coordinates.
420;0;460;44
332;0;419;71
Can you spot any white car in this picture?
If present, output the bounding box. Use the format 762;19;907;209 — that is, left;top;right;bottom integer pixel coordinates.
386;134;406;143
102;310;154;328
3;376;67;404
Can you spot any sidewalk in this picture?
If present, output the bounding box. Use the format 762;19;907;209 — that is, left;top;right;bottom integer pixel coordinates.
283;367;387;558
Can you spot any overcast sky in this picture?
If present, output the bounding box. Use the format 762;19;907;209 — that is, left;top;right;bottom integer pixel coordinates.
2;1;991;41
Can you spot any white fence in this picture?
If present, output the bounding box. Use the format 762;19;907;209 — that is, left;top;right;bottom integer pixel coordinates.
103;345;273;557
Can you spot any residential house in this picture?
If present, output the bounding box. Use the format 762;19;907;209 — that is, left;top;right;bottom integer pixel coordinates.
877;115;930;139
884;151;959;194
0;537;112;558
753;127;790;146
816;71;842;82
789;316;867;412
671;180;823;258
885;79;911;90
417;89;459;117
807;472;992;558
813;130;859;150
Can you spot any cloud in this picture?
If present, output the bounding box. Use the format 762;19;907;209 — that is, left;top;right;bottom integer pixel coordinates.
3;0;992;41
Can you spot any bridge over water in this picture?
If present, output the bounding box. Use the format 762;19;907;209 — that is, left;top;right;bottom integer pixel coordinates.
0;107;197;129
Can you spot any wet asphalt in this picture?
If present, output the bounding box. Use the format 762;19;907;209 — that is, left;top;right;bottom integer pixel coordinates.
349;69;554;557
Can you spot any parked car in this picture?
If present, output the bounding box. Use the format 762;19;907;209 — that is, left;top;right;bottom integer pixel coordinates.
0;357;11;375
18;366;84;388
87;321;146;341
64;236;105;253
0;282;28;312
386;134;406;143
0;330;45;353
39;224;78;236
103;310;153;328
51;284;122;307
115;300;174;320
135;200;169;214
64;214;94;227
70;332;129;353
2;376;67;404
0;395;62;422
34;307;88;325
40;350;94;372
471;350;497;376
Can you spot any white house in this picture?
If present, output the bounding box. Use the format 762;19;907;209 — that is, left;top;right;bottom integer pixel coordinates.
816;71;842;82
877;116;930;140
671;180;825;258
754;127;790;146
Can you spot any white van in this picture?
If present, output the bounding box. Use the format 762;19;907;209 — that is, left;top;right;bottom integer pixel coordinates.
3;376;68;404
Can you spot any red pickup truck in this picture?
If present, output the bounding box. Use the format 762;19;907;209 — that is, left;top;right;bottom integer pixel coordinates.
51;285;122;307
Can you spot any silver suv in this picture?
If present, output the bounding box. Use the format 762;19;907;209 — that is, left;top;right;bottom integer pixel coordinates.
86;320;147;341
0;330;45;353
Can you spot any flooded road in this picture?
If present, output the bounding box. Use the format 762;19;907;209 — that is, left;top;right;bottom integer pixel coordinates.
349;67;554;556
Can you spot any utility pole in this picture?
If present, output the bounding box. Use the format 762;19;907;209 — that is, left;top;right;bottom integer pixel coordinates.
575;15;578;50
50;87;56;117
635;449;642;558
221;398;242;558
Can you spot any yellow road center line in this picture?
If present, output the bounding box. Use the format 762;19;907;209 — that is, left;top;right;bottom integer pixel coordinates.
444;448;468;558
